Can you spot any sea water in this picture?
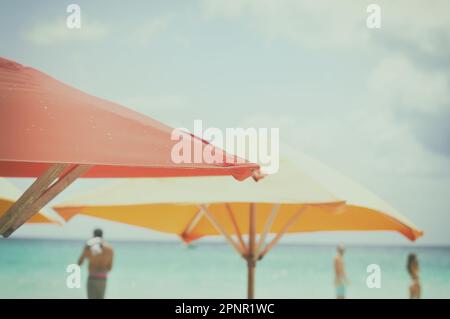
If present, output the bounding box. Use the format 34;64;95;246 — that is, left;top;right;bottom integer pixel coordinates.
0;239;449;299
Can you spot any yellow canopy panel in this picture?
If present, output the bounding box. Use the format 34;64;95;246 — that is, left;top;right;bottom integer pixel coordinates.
55;201;422;242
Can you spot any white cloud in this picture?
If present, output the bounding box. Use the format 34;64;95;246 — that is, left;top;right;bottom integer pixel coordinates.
202;0;375;49
202;0;369;49
202;0;450;54
239;103;450;181
380;0;450;56
202;0;450;163
369;55;450;115
24;19;107;45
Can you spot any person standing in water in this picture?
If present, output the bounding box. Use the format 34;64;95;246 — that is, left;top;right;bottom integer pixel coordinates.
334;244;348;299
78;228;114;299
407;253;421;299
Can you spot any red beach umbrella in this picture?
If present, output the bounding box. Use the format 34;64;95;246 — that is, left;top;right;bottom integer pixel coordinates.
0;57;259;237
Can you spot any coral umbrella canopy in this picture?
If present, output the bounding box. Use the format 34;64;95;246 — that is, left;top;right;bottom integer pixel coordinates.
0;57;258;180
0;57;259;237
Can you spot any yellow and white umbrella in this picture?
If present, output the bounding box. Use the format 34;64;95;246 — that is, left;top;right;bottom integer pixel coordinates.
54;149;422;298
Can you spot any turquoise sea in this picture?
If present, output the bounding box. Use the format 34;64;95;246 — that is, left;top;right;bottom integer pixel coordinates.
0;239;449;299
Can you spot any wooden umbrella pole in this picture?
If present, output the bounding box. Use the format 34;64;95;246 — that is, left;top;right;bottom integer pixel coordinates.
181;207;205;240
0;163;92;237
255;203;280;257
247;257;256;299
202;205;246;256
0;163;68;235
247;203;256;299
258;206;306;260
225;203;247;252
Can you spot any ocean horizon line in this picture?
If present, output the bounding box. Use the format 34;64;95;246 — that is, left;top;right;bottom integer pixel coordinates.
2;236;449;249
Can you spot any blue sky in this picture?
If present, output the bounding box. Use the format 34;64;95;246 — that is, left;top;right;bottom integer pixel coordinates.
1;0;450;245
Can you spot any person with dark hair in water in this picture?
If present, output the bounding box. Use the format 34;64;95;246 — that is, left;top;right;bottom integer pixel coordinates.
78;228;114;299
407;253;421;299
